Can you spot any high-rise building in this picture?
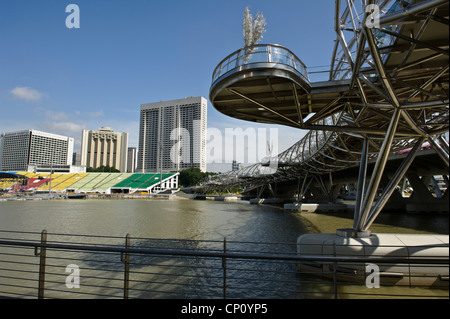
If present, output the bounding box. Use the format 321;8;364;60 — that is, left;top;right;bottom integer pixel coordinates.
138;96;207;173
72;152;81;166
80;127;128;172
0;130;74;172
231;160;243;171
127;147;137;173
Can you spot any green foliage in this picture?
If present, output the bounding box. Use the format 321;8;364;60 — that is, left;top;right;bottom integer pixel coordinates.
178;168;216;187
86;166;120;173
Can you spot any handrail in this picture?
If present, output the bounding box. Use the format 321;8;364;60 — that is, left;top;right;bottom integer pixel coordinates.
0;231;448;299
211;43;309;85
0;238;447;264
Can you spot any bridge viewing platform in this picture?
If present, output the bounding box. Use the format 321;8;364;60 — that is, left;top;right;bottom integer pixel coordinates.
210;43;362;131
210;44;312;128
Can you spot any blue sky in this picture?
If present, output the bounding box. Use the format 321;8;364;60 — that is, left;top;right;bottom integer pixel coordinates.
0;1;336;170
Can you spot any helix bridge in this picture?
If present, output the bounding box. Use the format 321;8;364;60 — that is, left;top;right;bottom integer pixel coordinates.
202;0;448;233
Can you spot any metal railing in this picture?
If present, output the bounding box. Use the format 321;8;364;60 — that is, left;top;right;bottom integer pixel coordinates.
0;230;448;299
211;44;309;85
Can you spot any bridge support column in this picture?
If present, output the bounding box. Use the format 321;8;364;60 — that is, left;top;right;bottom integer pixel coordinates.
362;137;426;230
400;172;449;213
406;173;436;201
343;132;425;237
351;108;402;233
428;136;449;168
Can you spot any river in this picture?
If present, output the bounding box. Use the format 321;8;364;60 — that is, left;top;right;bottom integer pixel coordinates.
0;198;447;239
0;197;448;299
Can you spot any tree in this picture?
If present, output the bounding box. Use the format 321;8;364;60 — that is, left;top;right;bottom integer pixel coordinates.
178;168;216;187
86;166;120;173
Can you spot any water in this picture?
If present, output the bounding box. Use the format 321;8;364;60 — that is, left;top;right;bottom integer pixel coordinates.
1;199;446;239
0;198;448;299
0;199;313;241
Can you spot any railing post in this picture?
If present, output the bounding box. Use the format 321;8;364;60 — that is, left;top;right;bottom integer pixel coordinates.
34;230;47;299
333;242;338;300
222;237;227;299
121;233;130;299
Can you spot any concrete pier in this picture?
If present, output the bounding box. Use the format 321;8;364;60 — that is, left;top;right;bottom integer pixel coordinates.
193;194;240;201
250;198;288;205
284;202;349;213
296;233;449;287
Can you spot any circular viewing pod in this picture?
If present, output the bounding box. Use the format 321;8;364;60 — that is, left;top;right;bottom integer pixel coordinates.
210;44;311;129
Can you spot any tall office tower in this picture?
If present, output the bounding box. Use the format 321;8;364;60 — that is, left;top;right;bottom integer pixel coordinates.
127;147;137;173
0;130;74;172
72;152;81;166
231;160;243;171
80;127;129;172
138;96;207;173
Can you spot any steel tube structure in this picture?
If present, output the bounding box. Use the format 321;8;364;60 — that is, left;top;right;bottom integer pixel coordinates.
428;136;450;167
363;136;425;230
205;0;449;234
378;0;448;25
353;138;369;229
355;107;402;231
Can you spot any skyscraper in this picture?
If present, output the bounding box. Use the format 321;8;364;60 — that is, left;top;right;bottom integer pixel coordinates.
80;127;129;172
0;130;74;172
138;96;207;173
127;147;137;173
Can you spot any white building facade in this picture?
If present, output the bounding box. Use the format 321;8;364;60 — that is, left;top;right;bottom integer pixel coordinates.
138;96;207;173
80;127;129;173
0;130;74;172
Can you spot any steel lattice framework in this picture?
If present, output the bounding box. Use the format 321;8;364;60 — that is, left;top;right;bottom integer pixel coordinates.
204;0;449;232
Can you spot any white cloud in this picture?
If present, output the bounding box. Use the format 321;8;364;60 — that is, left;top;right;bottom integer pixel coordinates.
35;121;86;140
75;110;104;117
45;110;69;121
42;122;86;136
89;110;104;117
11;86;44;101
